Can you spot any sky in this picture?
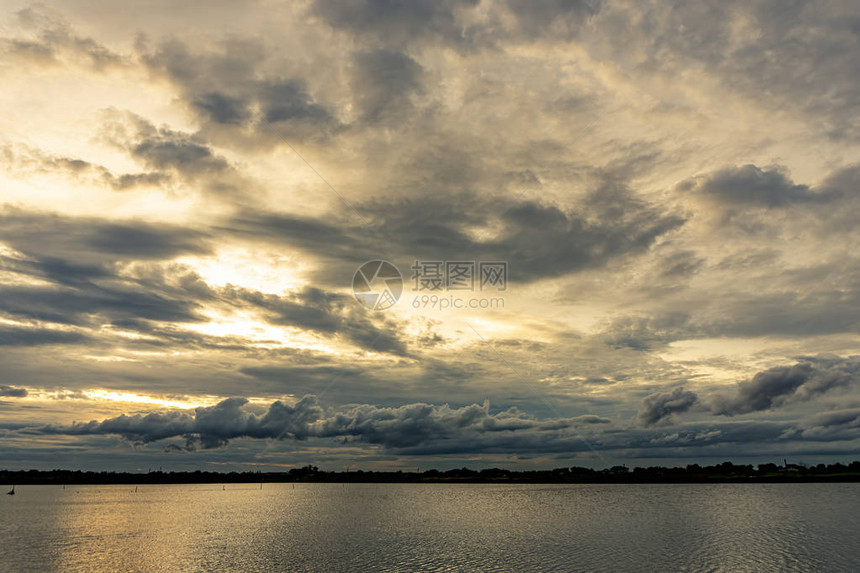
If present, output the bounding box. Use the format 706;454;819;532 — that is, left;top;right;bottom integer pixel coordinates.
1;0;859;472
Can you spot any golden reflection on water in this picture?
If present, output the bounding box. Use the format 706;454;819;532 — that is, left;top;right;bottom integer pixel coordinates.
1;483;858;572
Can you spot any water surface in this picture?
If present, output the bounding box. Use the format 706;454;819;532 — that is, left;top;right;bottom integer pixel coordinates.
1;483;858;571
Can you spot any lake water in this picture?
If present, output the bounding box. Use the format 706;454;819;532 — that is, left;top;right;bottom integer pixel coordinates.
1;483;858;571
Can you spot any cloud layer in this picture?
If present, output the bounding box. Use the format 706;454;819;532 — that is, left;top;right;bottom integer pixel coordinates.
1;0;860;470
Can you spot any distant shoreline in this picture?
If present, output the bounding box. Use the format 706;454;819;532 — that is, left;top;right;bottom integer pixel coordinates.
3;461;860;485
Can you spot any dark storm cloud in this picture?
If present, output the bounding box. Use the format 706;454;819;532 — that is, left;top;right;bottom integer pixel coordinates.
0;385;28;397
677;164;835;207
0;266;409;355
0;325;91;347
388;181;684;281
351;49;423;124
131;135;227;175
0;267;212;329
608;419;801;461
36;395;611;451
137;36;264;90
4;0;860;470
41;396;323;449
798;408;860;441
711;358;858;416
318;403;610;450
101;115;230;177
818;164;860;197
637;387;699;426
0;206;416;355
37;393;854;458
0;209;211;265
139;39;341;141
191;92;251;125
0;211;216;330
225;286;410;356
0;278;210;327
227;181;684;284
127;1;860;147
631;358;859;426
257;79;335;127
99;111;265;199
811;164;860;232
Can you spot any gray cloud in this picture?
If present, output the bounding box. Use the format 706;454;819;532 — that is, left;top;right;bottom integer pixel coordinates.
0;143;172;191
139;39;341;143
311;0;602;48
228;180;684;285
37;395;613;452
637;387;699;426
351;49;423;124
501;0;601;38
0;325;91;347
132;135;227;175
798;408;860;441
105;172;172;190
311;0;480;48
0;276;210;328
602;313;692;351
101;113;230;178
42;396;323;449
257;79;337;129
588;1;860;140
712;358;858;416
596;247;860;343
3;1;860;470
0;208;211;267
0;385;28;397
38;392;858;459
191;92;251;125
0;207;413;355
634;358;859;426
677;164;835;207
1;6;125;70
239;365;370;397
0;211;217;330
225;286;410;356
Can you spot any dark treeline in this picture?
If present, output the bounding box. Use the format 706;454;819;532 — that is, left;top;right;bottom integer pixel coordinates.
2;461;860;485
